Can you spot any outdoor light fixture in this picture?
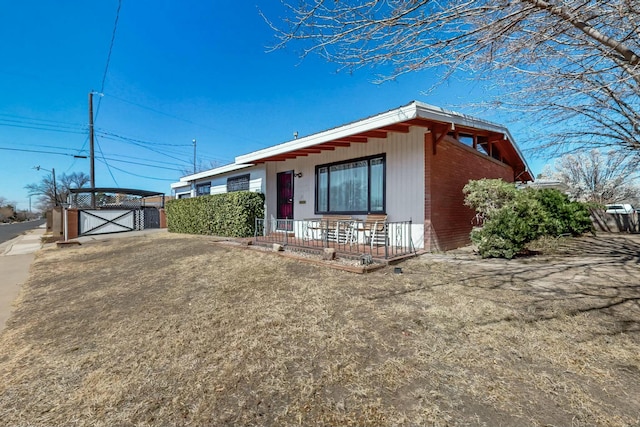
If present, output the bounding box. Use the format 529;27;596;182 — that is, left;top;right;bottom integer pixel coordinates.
294;172;303;178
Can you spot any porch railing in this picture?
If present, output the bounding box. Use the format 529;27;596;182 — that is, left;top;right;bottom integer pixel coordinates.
254;218;416;260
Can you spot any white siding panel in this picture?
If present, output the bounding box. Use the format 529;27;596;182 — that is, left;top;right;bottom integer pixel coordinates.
195;166;266;196
249;178;262;193
211;185;225;195
263;127;426;225
384;127;425;224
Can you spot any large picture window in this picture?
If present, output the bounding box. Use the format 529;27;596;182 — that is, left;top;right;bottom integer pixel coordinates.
315;154;385;214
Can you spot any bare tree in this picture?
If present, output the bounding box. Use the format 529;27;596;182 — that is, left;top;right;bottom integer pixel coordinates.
540;149;639;204
25;171;90;210
265;0;640;153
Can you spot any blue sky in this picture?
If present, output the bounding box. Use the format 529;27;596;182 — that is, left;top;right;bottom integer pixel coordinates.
0;1;547;210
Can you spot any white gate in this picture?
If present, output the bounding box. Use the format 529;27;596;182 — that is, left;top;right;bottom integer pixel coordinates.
79;209;141;236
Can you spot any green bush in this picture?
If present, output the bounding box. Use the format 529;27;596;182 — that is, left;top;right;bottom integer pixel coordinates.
463;178;518;219
529;188;593;236
166;191;265;237
470;191;548;259
465;180;593;259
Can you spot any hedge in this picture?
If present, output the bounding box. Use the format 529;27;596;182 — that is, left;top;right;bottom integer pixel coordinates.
166;191;265;237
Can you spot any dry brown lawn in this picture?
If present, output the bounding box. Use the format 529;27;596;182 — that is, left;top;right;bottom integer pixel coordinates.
0;231;639;426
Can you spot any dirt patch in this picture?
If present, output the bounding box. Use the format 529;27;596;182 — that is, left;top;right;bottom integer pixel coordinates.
0;232;638;426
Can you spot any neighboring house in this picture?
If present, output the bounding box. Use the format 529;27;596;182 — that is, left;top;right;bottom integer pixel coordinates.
518;179;570;193
171;101;533;251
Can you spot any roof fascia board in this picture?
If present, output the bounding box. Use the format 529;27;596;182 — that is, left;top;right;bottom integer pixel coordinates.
235;103;419;164
179;163;254;182
228;100;531;177
414;102;531;174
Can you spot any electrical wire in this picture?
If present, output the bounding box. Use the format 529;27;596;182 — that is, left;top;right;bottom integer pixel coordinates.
94;0;122;123
113;153;190;167
66;135;90;173
5;142;88;154
101;0;121;94
95;136;119;187
97;133;193;164
0;146;88;157
103;92;268;147
0;121;86;135
99;156;185;172
95;129;192;147
95;158;176;181
0;113;86;129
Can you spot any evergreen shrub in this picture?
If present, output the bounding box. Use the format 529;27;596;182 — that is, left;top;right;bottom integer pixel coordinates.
166;191;265;237
464;179;593;259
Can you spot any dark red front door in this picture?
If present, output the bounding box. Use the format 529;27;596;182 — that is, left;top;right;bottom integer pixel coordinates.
277;171;294;230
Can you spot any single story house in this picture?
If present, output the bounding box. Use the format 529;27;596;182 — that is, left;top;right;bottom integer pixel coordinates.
171;101;533;252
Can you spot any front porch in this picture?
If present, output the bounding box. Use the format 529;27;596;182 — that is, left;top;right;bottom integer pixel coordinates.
254;218;417;262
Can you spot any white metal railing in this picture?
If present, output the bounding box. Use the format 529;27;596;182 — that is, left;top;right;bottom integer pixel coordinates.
254;218;415;259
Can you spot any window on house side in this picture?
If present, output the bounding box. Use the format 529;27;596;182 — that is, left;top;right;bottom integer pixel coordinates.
227;174;250;192
459;133;474;147
315;154;385;214
196;182;211;196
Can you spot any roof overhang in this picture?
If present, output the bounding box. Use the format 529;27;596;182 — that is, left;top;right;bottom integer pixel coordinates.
179;163;254;182
235;101;533;181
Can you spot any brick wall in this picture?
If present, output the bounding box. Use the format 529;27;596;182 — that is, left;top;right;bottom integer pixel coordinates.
67;209;79;239
424;133;514;251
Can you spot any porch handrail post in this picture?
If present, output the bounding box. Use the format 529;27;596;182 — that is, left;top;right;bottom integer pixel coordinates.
384;222;389;259
323;219;328;248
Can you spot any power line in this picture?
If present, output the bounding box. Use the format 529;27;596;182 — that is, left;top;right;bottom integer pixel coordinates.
0;121;86;135
95;129;192;147
95;136;119;187
101;0;121;94
0;113;86;129
103;92;268;147
99;156;185;172
95;158;176;181
0;146;88;158
6;142;88;154
114;153;191;167
95;0;122;123
97;133;193;164
66;135;90;173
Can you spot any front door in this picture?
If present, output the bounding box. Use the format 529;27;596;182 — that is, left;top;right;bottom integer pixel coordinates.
276;171;294;231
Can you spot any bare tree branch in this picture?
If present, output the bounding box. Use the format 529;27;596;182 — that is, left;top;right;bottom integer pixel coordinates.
265;0;640;154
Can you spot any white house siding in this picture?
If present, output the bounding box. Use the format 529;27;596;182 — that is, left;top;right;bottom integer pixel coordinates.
196;167;265;196
263;127;426;248
172;184;192;198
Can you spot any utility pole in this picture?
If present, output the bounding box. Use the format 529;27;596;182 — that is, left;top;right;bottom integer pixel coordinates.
89;91;96;207
193;138;197;174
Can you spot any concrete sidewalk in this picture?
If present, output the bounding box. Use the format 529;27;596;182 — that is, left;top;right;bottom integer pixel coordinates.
0;226;46;331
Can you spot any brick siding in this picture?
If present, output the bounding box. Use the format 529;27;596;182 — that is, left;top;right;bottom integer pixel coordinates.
424;133;514;251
